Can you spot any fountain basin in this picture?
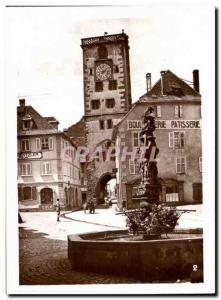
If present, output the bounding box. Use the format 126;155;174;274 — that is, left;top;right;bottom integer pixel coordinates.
68;229;203;282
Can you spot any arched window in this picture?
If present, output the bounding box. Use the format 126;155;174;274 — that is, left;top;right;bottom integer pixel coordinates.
98;46;108;59
40;188;53;204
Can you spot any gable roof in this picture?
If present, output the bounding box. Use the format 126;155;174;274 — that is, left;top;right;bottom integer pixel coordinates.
141;70;200;98
17;105;57;133
66;117;86;146
112;102;139;140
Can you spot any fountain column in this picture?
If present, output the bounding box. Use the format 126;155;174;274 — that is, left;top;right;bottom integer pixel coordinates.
132;106;161;205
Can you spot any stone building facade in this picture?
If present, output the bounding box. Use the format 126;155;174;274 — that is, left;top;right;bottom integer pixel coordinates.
113;70;202;209
17;99;82;211
80;31;132;203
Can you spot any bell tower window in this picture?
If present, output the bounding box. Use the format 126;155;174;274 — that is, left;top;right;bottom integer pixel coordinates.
106;98;115;108
109;80;117;90
114;65;119;73
98;46;108;59
99;120;105;130
107;119;113;129
91;99;100;110
95;82;103;92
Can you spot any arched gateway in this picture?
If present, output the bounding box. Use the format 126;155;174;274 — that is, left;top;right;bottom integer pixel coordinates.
95;172;116;204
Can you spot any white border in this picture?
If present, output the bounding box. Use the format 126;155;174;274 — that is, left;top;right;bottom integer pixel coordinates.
4;1;216;295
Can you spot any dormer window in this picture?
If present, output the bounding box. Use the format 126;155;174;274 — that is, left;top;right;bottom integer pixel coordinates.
22;114;33;130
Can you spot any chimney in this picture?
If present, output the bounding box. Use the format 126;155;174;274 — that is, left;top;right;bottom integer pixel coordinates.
193;69;200;93
160;71;166;95
19;99;25;107
146;73;152;92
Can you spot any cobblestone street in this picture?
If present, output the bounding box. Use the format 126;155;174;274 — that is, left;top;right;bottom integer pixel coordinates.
19;206;142;285
19;227;141;285
19;205;202;285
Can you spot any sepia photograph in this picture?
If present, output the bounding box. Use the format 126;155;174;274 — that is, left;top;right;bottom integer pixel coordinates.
5;2;215;295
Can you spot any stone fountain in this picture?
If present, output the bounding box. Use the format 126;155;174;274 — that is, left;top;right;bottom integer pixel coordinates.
68;107;203;282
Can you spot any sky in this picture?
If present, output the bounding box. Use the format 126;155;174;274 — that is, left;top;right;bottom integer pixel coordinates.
6;4;214;129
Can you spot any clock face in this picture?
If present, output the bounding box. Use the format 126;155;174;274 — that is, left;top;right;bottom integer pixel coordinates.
95;63;112;81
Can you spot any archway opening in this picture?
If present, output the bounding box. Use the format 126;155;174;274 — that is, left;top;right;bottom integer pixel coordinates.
95;173;116;204
40;188;53;204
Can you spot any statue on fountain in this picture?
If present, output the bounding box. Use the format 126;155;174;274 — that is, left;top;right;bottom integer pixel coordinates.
117;106;195;239
139;106;159;186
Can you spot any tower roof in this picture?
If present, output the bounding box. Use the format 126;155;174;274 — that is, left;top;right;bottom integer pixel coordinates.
81;32;129;48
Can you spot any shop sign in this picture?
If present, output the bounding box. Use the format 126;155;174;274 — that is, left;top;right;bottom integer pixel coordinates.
18;152;43;160
127;120;201;130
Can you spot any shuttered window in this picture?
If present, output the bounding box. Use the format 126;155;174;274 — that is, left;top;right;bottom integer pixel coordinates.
41;162;52;175
174;105;183;118
132;132;140;147
176;157;186;174
129;159;140;175
21;139;30;151
41;138;49;150
157;105;161;117
36;138;41;151
129;160;135;174
32;186;37;200
169;132;185;149
199;157;202;172
49;137;53;150
21;163;32;176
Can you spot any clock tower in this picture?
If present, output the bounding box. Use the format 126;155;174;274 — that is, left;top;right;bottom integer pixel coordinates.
81;31;132;203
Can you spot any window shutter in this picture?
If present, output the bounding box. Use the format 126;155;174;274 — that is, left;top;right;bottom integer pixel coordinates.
176;157;180;173
49;137;53;150
22;164;25;175
133;132;139;147
27;140;30;151
174;105;179;117
32;187;37;200
180;132;185;148
18;187;22;201
41;163;45;175
182;157;186;173
27;164;32;175
17;140;20;153
17;164;20;176
48;162;51;174
36;138;41;151
129;160;135;174
157;105;161;117
21;140;25;151
179;105;183;117
169;132;173;148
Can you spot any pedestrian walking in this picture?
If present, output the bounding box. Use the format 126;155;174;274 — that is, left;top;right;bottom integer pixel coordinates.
56;199;61;222
83;201;88;214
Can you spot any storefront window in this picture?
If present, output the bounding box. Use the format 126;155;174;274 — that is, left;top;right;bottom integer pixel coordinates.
23;186;32;200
